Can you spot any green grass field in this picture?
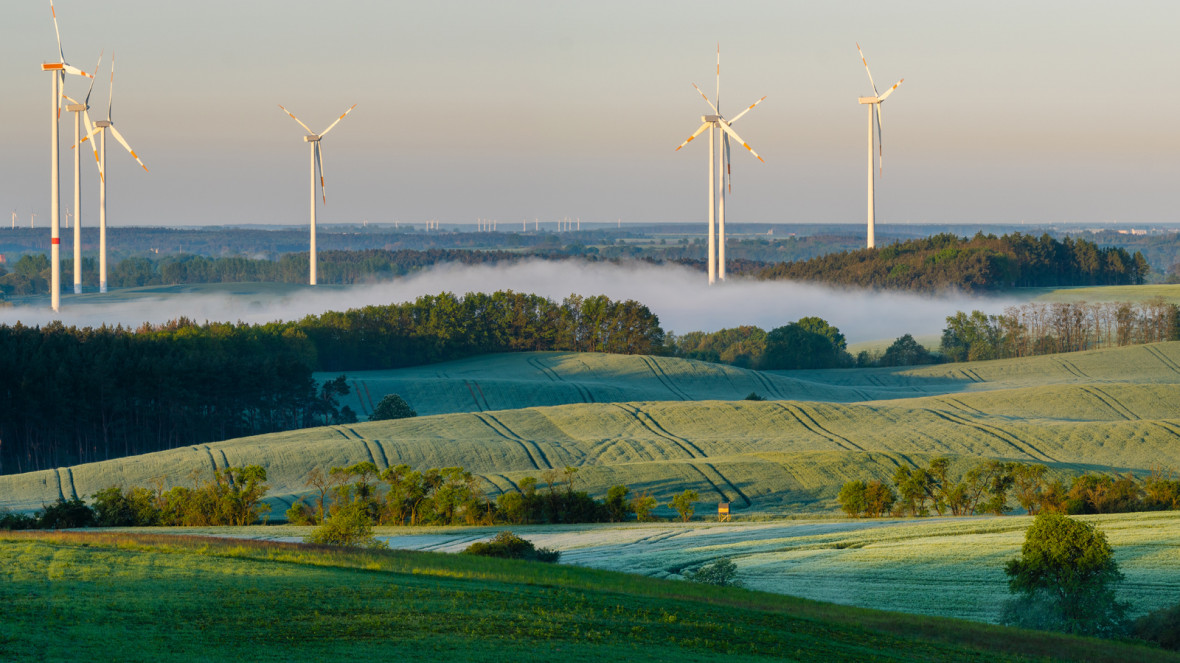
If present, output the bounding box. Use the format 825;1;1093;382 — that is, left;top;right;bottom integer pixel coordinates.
1026;284;1180;304
1;531;1174;662
5;342;1180;516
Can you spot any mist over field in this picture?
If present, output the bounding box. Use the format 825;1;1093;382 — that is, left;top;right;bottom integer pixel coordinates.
0;261;1017;342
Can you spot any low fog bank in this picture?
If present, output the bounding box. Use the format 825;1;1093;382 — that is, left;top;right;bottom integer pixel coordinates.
0;261;1020;342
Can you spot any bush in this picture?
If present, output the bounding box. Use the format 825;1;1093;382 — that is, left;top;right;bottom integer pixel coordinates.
0;508;38;530
1001;513;1130;637
464;531;560;563
37;498;95;529
1133;602;1180;651
304;501;388;549
685;558;741;587
369;394;417;421
670;489;699;522
743;392;765;401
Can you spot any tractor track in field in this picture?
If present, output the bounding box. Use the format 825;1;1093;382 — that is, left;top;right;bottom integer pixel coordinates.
463;380;485;412
1056;358;1090;381
331;428;350;441
201;445;219;474
357;439;377;467
941;397;985;416
480;474;512;495
529;356;595;403
639;356;692;401
1082;386;1138;420
218;449;230;470
52;468;65;502
63;467;78;500
475;412;551;470
361;381;378;413
692;462;752;508
1151;421;1180;439
351;380;371;417
1144;345;1180;375
776;403;864;452
472;381;491;410
613;404;706;459
924;409;1056;463
749;369;787;400
368;439;391;469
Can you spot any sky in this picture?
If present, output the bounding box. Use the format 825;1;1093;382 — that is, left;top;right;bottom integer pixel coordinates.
2;0;1178;229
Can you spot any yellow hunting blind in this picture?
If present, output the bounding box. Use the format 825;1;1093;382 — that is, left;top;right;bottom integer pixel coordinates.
718;502;730;522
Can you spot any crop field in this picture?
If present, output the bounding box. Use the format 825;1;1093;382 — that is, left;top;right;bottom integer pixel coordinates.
4;342;1180;515
1027;284;1180;305
197;510;1180;626
1;531;1174;663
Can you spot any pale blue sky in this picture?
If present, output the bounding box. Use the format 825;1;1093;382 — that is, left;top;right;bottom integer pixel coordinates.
2;0;1178;228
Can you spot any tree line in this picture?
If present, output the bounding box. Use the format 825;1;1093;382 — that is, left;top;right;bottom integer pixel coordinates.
838;459;1180;518
755;232;1148;293
0;291;663;474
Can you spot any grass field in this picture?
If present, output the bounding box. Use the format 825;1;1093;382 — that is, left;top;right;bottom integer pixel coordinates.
0;530;1174;663
1026;284;1180;304
193;510;1180;625
5;342;1180;515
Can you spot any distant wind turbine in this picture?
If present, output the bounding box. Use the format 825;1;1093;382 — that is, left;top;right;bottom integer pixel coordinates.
856;43;903;249
42;0;94;311
79;52;149;293
676;45;765;284
64;50;105;294
278;103;357;285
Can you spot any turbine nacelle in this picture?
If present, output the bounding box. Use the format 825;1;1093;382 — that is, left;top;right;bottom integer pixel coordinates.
304;135;321;143
858;96;879;105
702;114;722;123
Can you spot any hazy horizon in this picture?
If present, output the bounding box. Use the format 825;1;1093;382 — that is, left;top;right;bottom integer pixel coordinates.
2;1;1177;230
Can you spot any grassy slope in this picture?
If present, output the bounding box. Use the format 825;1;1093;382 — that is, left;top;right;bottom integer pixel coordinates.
5;342;1180;514
0;531;1173;663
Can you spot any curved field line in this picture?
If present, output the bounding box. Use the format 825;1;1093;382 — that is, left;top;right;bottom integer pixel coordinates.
202;445;219;473
494;474;520;493
639;356;691;401
358;439;378;468
779;403;863;452
331;428;350;441
697;462;752;508
1083;386;1137;420
749;369;787;400
771;403;848;449
472;381;491;410
1151;421;1180;438
613;404;704;458
218;449;231;470
1144;345;1180;374
480;474;509;495
361;381;377;413
369;439;391;469
925;409;1056;462
351;380;371;417
1055;358;1088;380
942;397;984;416
527;356;562;383
475;413;550;470
463;380;485;412
64;467;79;500
798;404;865;451
52;468;66;502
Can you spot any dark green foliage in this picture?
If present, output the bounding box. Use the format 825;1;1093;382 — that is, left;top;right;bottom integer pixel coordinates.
837;481;867;517
92;485;161;527
672;326;767;368
1001;513;1130;637
684;558;741;587
464;530;561;563
604;485;633;522
369;394;417;421
1133;602;1180;651
761;317;852;370
757;232;1147;293
36;498;96;529
0;509;38;530
743;392;766;401
879;334;936;367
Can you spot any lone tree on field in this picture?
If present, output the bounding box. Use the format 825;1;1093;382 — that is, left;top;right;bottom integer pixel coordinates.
670;489;699;522
369;394;417;421
1001;513;1130;637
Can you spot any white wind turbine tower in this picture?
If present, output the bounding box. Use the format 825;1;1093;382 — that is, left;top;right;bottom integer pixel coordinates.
64;51;106;294
41;0;94;311
278;103;357;286
856;43;903;249
676;45;766;284
79;53;149;293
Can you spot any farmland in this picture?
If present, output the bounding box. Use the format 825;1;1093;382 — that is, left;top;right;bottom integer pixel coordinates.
3;341;1179;517
0;530;1174;662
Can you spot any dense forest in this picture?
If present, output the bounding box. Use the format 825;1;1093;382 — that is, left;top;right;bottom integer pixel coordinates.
0;291;663;474
756;233;1149;292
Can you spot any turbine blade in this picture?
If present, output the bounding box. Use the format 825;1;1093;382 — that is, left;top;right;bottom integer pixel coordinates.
715;43;721;115
63;64;91;78
724;133;732;193
318;104;357;137
109;124;148;172
50;0;66;64
278;105;313;134
83;108;104;182
315;142;326;204
729;96;766;124
107;52;115;120
718;122;763;163
675;122;711;151
856;42;879;97
877;78;903;102
691;83;719;115
876;105;884;177
84;50;103;105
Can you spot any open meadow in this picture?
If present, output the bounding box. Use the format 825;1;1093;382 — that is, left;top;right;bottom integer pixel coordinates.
0;530;1175;663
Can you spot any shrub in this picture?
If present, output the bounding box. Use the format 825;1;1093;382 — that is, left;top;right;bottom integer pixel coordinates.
0;508;37;530
670;489;699;522
685;558;741;587
1133;602;1180;651
604;484;633;522
37;498;95;529
304;501;388;549
464;531;560;563
369;394;417;421
743;392;765;401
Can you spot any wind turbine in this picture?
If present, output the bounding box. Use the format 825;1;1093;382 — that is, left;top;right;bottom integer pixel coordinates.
675;45;765;284
278;103;357;286
42;0;94;310
856;43;903;249
79;52;149;293
63;50;105;294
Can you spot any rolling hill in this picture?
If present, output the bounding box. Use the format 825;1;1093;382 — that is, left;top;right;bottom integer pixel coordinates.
4;342;1179;516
